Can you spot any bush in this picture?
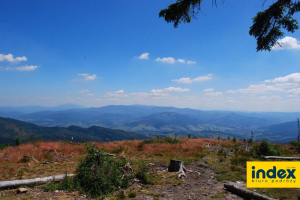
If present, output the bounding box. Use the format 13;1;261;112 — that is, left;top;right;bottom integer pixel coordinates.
135;164;152;184
289;140;300;153
232;136;236;143
74;144;131;197
250;139;281;158
128;191;137;198
15;137;21;146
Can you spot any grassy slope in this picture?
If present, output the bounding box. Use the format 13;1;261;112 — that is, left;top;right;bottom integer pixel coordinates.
0;138;299;199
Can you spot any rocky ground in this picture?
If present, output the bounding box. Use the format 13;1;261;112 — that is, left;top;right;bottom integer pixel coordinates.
0;160;245;200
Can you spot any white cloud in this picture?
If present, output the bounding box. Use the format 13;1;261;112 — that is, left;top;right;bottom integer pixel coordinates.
139;53;149;59
274;83;299;88
155;57;195;64
106;90;127;97
77;90;89;94
187;60;196;64
78;73;97;81
0;54;27;62
155;57;176;64
0;65;39;71
265;73;300;83
286;88;300;95
205;92;223;96
151;87;190;93
203;88;214;92
15;65;39;71
272;36;300;50
172;74;213;83
236;84;284;94
114;90;124;94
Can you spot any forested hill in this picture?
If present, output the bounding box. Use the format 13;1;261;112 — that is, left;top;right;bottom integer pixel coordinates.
0;117;148;145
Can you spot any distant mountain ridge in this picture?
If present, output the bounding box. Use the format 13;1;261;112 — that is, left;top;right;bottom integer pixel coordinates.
0;116;148;145
0;104;299;143
0;104;86;118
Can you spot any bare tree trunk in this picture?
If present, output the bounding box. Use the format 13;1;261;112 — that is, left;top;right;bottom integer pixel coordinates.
0;174;74;189
224;184;277;200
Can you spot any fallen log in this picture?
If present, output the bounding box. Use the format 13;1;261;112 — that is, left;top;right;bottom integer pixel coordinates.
264;156;300;160
0;174;74;189
224;184;277;200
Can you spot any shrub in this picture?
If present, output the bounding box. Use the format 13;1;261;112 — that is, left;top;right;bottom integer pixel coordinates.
232;136;236;143
128;191;137;198
250;139;281;158
289;140;300;153
15;137;21;146
74;144;131;197
135;163;152;184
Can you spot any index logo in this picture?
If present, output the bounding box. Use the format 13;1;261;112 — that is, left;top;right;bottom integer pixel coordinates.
247;161;300;188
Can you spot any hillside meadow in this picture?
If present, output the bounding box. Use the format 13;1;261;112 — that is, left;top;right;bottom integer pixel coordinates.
0;138;299;199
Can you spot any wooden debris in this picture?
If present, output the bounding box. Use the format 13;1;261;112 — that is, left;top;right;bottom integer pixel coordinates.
224;184;277;200
16;188;28;194
123;162;133;173
264;156;300;160
146;163;155;167
0;174;74;189
168;159;200;179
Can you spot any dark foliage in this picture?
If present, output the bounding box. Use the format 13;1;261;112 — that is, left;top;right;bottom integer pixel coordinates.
160;0;300;51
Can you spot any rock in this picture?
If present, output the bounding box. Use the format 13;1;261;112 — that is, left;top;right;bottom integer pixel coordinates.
17;188;28;194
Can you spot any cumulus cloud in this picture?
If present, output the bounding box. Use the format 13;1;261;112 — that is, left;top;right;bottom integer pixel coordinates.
155;57;195;64
139;53;149;59
172;74;213;83
204;88;214;92
78;73;97;81
272;36;300;50
234;84;284;94
114;90;124;94
265;73;300;83
155;57;176;64
0;53;27;62
286;88;300;95
0;65;39;71
151;87;190;93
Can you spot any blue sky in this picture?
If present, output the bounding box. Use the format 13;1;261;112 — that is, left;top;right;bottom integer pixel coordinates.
1;0;300;112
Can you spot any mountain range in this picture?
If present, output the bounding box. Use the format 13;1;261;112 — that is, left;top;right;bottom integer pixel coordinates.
0;104;299;143
0;116;148;145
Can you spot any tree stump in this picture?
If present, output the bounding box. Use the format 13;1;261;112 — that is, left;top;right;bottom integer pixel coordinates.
168;159;186;179
168;159;183;172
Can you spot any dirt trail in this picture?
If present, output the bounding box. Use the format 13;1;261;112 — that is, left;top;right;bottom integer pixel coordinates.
0;161;245;200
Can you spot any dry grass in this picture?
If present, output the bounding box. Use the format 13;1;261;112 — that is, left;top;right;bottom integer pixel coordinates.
0;138;233;180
